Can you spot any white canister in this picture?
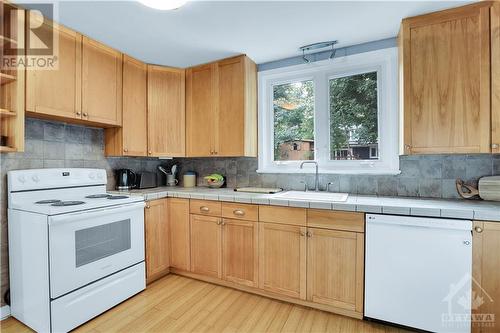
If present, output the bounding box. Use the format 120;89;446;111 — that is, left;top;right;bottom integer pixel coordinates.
183;172;196;188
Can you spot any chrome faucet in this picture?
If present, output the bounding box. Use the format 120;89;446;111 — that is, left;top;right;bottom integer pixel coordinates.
300;161;320;191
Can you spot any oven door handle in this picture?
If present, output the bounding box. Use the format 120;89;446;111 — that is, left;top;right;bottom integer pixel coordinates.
49;201;145;225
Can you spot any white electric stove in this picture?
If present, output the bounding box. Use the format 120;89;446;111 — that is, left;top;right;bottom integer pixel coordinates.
7;168;146;333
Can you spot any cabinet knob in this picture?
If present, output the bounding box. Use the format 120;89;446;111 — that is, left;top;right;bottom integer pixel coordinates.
148;151;152;155
221;219;225;226
474;226;483;233
200;206;209;213
404;144;412;151
76;112;81;116
123;148;128;153
82;112;88;117
306;231;312;237
233;209;245;216
145;205;150;209
492;143;499;149
216;219;222;225
300;231;305;237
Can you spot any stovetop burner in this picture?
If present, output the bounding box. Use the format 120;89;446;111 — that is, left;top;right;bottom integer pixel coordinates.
51;201;86;207
85;194;112;199
35;199;62;204
107;195;129;200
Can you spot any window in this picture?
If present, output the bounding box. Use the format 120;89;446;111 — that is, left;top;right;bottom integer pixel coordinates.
258;47;399;174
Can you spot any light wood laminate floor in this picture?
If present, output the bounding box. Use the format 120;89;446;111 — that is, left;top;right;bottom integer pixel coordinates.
1;275;410;333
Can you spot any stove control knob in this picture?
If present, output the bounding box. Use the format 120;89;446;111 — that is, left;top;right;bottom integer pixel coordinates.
32;175;40;183
17;175;26;183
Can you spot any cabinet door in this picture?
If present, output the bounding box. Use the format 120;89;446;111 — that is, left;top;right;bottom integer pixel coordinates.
492;3;500;153
145;199;169;283
147;65;185;157
472;221;500;333
307;228;364;313
216;56;257;157
190;214;222;278
222;218;258;287
216;56;244;156
258;222;306;299
82;36;122;126
402;4;491;154
121;55;147;156
169;198;190;271
186;64;216;157
26;21;82;120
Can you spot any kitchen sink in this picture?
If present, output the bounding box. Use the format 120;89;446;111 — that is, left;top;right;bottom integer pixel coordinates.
273;190;348;202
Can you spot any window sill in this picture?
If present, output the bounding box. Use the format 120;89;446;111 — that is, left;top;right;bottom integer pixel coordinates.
256;168;401;175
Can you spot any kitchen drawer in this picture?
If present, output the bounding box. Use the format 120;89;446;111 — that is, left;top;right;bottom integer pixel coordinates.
259;206;306;226
222;202;258;221
190;199;222;216
307;209;364;233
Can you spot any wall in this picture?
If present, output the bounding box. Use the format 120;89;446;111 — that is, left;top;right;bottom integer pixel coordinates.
1;117;499;308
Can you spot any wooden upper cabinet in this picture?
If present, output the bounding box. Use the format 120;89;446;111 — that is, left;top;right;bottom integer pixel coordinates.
105;55;147;156
82;36;122;126
258;222;306;300
190;214;222;278
186;55;257;157
472;221;500;333
216;56;257;157
307;228;364;315
169;198;191;271
492;2;500;153
186;63;216;157
222;218;258;287
145;199;170;284
400;3;492;154
26;20;82;120
147;65;186;157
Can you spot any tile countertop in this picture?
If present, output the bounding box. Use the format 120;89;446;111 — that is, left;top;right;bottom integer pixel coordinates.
112;187;500;222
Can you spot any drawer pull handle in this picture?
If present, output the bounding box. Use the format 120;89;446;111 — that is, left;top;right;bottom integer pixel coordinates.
200;206;210;212
474;226;483;233
233;209;245;216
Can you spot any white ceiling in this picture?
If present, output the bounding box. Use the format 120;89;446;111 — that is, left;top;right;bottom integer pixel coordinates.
28;1;471;67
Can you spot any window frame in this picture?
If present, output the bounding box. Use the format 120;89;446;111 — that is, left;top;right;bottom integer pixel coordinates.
257;47;399;175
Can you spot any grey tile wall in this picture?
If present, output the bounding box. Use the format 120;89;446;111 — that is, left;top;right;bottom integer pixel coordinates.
0;117;499;307
174;154;499;199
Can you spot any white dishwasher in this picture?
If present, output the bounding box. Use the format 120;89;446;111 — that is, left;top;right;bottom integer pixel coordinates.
365;214;472;333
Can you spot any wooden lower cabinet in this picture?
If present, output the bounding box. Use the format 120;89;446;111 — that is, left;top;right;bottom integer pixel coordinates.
307;228;364;314
190;214;222;278
258;222;307;300
472;221;500;333
168;198;190;271
222;218;258;287
145;199;169;284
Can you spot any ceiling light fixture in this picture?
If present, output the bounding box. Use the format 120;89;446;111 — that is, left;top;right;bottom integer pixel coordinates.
299;40;338;63
138;0;187;10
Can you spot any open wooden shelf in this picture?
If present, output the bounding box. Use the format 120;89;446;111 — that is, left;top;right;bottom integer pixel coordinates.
0;72;16;85
0;146;17;152
0;108;16;117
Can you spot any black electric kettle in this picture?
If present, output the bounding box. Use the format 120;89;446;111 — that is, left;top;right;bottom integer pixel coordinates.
115;169;136;191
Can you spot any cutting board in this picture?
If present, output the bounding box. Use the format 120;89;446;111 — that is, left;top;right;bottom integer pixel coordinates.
234;187;283;194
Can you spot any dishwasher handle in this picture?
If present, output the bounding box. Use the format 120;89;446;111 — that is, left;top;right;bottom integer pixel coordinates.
366;214;472;231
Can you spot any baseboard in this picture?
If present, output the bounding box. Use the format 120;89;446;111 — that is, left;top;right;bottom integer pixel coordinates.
170;269;363;320
0;305;11;320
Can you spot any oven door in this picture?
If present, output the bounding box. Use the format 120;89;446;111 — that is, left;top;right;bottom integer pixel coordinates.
48;201;145;299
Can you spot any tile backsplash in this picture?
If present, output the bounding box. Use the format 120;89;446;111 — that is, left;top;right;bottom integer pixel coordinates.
0;117;498;307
